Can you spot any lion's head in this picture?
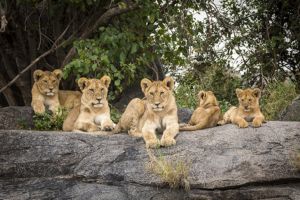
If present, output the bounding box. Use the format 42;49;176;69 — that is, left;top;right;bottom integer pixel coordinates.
33;69;62;96
236;88;261;112
141;77;175;112
78;76;111;108
198;90;219;107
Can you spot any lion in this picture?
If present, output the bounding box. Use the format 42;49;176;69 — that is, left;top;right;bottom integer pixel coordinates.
63;76;115;132
218;88;265;128
180;91;221;131
114;77;179;149
31;69;81;114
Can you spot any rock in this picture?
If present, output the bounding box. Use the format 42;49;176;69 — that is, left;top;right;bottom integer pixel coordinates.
177;108;193;123
278;95;300;121
0;121;300;199
0;106;34;130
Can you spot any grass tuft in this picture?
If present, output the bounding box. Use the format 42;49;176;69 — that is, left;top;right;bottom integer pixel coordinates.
33;107;68;131
146;150;190;191
293;150;300;171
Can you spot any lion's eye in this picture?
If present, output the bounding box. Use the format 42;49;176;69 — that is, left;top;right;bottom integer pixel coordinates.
52;80;56;83
101;88;104;92
160;92;164;95
241;99;244;101
249;99;252;102
43;80;47;83
89;89;94;93
150;92;154;96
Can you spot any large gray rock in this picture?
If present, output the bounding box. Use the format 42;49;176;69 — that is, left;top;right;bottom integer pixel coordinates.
0;121;300;199
0;106;34;130
279;95;300;121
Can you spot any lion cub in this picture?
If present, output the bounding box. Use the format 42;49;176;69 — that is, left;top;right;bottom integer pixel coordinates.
180;91;221;131
218;88;265;128
63;76;115;132
114;77;179;149
31;69;81;114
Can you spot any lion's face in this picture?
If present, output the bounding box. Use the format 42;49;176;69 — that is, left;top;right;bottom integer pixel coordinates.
236;88;261;112
141;77;174;112
33;69;62;96
78;76;111;108
198;91;219;107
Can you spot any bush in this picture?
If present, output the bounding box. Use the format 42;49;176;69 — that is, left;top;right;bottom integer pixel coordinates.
146;150;190;191
110;105;122;124
33;107;68;131
175;65;241;112
261;81;298;120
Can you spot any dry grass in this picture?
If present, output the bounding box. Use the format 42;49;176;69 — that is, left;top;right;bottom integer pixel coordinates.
146;150;190;191
293;151;300;171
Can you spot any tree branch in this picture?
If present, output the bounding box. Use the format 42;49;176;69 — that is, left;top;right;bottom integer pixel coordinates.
0;24;73;94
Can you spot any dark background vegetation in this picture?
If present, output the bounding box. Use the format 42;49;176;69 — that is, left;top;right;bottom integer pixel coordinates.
0;0;299;120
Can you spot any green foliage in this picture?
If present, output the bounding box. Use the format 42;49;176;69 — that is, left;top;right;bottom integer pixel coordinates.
175;65;241;112
261;81;298;120
17;118;30;129
33;107;68;131
147;150;190;191
110;105;122;124
63;0;205;102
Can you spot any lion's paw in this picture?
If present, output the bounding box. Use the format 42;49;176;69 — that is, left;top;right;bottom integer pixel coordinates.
160;137;176;147
145;138;160;149
252;119;262;128
238;120;248;128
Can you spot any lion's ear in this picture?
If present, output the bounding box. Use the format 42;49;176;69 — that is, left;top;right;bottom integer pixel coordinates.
140;78;152;93
198;90;206;99
235;88;243;98
163;76;174;90
253;88;261;98
33;70;45;82
100;75;111;88
78;77;89;91
52;69;63;81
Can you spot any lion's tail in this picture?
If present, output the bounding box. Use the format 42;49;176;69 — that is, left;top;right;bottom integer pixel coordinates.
179;122;207;131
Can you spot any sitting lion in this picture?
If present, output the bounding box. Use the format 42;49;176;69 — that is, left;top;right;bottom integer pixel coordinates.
31;69;81;114
114;77;179;149
63;76;115;132
218;88;265;128
180;91;221;131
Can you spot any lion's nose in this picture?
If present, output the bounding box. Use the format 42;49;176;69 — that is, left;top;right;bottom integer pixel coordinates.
96;97;102;101
154;103;160;106
244;105;249;109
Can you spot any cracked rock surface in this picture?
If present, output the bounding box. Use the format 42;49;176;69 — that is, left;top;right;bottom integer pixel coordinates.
0;121;300;200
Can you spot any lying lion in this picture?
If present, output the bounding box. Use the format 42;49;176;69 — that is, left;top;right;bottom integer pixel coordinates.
180;91;221;131
114;77;179;148
63;76;115;132
218;88;265;128
31;69;81;114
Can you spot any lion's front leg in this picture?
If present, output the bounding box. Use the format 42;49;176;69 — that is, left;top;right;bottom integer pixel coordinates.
232;116;248;128
74;122;99;132
101;118;115;131
31;99;45;114
252;115;264;128
128;117;142;137
142;121;160;148
48;101;60;115
161;117;179;147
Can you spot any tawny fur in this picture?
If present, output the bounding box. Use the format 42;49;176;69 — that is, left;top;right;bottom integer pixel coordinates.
218;88;265;128
63;76;115;132
31;69;81;114
115;77;179;149
180;91;221;131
